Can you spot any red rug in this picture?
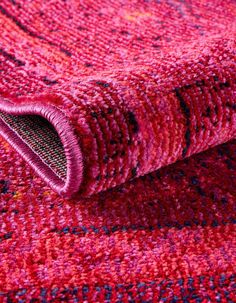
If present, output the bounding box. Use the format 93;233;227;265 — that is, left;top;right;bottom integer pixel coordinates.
0;0;235;302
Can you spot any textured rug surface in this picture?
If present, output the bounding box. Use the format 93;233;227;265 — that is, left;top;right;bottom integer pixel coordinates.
0;0;236;302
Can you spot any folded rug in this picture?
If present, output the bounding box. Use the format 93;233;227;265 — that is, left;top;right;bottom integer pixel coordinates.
0;0;235;302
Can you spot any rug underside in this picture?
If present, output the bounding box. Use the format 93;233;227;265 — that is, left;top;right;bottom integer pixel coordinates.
0;112;67;180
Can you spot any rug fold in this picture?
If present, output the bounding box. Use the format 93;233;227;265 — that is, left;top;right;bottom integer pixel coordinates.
0;36;235;198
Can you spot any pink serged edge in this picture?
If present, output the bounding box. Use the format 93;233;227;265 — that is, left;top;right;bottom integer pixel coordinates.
0;97;83;198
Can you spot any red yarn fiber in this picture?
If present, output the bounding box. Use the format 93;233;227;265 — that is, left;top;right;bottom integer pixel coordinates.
0;0;235;302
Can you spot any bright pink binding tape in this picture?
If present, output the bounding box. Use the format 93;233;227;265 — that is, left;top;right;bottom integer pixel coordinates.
0;97;84;198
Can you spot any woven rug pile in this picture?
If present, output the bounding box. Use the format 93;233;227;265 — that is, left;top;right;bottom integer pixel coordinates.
0;0;235;301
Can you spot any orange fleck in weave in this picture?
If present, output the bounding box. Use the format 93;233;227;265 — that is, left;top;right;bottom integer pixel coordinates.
0;0;235;302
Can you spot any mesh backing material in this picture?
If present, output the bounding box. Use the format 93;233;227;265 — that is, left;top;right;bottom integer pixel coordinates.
0;112;67;180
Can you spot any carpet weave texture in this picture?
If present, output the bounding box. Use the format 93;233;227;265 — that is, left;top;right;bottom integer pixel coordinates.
0;0;236;302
